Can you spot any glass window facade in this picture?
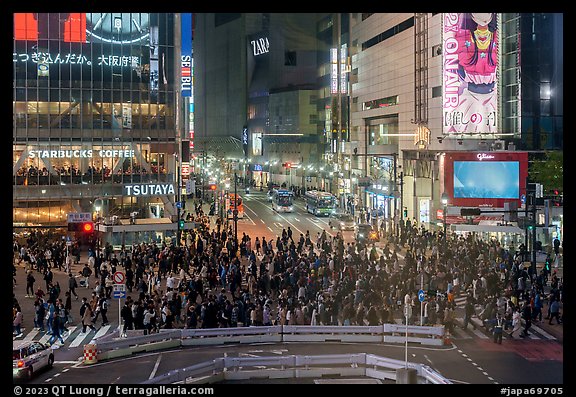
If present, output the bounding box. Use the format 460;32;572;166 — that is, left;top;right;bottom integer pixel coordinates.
13;13;178;226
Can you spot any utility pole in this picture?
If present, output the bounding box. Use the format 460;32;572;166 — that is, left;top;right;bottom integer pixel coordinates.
234;171;238;252
531;194;537;276
176;155;181;247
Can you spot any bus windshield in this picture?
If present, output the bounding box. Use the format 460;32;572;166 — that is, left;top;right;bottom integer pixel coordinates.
278;196;292;206
318;198;333;208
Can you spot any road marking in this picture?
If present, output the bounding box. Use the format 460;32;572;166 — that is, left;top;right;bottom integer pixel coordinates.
149;354;162;379
242;211;257;226
530;324;556;340
69;328;94;348
90;325;111;343
39;332;51;344
294;218;300;222
23;329;39;341
274;222;283;228
62;326;77;342
451;326;472;339
275;211;305;236
267;227;274;232
471;328;489;339
244;203;260;217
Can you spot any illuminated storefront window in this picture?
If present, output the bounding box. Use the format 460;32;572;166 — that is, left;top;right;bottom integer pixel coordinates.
13;13;178;226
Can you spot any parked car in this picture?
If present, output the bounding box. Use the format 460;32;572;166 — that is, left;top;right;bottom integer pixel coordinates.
328;212;356;231
13;340;54;382
355;223;380;244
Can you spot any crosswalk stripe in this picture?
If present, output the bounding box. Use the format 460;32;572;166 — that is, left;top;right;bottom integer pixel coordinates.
471;328;490;339
451;325;473;339
530;324;557;340
90;325;111;343
38;332;51;344
69;328;94;348
62;326;78;342
23;329;39;341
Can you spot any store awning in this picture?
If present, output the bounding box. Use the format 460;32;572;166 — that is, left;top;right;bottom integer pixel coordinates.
449;223;525;234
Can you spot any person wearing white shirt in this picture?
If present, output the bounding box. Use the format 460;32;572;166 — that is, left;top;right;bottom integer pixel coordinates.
166;273;176;291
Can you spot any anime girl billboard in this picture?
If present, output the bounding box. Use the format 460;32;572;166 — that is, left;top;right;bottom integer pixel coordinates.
443;13;498;135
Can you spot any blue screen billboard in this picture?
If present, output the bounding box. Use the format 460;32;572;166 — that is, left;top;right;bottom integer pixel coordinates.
453;161;519;199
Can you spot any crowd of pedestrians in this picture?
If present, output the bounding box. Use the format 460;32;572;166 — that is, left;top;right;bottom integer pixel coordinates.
13;206;563;346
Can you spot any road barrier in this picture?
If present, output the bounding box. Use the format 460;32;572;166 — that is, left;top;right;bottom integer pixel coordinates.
142;353;452;384
92;324;446;361
83;343;98;365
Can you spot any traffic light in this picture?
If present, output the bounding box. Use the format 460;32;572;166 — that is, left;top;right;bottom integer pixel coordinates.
68;221;94;233
403;208;408;218
545;256;551;272
178;219;185;230
552;189;562;206
209;184;217;191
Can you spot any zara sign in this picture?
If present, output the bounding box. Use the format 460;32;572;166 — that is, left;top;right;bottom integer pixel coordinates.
250;36;270;56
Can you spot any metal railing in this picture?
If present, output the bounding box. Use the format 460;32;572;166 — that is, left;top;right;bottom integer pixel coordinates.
92;324;446;361
142;353;452;384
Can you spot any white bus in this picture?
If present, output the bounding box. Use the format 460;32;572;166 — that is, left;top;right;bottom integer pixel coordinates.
304;190;336;216
272;189;294;212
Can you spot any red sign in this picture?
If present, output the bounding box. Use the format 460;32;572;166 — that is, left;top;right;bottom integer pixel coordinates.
113;271;125;284
14;13;86;43
444;151;528;208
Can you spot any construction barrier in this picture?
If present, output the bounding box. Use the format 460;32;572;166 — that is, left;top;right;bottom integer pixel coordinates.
83;343;98;365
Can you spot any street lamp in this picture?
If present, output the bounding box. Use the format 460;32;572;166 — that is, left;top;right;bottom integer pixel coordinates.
441;192;449;244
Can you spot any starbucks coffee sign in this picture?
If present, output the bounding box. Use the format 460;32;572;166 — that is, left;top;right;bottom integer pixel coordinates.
124;183;175;196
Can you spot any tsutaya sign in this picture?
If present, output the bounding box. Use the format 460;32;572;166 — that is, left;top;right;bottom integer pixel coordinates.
28;149;135;159
124;183;175;196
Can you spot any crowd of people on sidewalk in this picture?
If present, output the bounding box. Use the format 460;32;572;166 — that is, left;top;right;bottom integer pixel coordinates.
13;209;563;345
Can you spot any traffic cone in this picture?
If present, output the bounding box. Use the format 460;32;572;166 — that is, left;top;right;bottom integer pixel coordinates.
444;332;452;346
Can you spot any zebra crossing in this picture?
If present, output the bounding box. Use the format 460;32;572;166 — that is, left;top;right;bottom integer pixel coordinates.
13;324;114;349
450;294;557;341
13;296;558;349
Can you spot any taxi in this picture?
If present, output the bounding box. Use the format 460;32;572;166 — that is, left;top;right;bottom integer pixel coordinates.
13;340;54;381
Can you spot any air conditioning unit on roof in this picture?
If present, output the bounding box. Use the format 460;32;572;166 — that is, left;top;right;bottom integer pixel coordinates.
491;140;505;151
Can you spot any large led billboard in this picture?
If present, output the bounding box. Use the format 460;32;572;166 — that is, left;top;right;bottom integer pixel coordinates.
454;161;519;199
442;13;498;136
444;152;528;207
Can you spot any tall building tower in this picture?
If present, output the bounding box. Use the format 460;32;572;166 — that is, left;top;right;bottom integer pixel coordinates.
13;13;185;246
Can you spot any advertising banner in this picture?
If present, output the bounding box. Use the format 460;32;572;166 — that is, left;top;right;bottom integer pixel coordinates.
181;13;193;97
442;13;498;136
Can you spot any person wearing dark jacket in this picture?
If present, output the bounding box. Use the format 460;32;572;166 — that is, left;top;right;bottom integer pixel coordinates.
520;300;532;337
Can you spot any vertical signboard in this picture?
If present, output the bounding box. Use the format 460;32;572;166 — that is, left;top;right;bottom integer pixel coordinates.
442;13;498;136
181;13;192;97
330;48;338;94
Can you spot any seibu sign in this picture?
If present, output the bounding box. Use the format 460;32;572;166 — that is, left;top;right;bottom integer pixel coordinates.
124;183;175;196
28;149;135;159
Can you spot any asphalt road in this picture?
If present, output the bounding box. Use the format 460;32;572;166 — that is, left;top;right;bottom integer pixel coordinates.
27;340;562;385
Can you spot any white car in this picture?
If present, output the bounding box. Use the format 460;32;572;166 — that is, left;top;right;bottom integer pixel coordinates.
13;340;54;381
328;213;356;231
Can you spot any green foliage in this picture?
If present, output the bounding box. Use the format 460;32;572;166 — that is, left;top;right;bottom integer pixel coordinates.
529;151;563;192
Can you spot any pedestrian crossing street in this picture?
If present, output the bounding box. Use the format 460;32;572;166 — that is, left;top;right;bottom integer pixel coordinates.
13;297;558;350
13;324;113;349
448;294;557;341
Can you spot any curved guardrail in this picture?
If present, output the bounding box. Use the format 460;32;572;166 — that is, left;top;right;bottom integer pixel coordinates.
141;353;452;384
93;324;446;361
